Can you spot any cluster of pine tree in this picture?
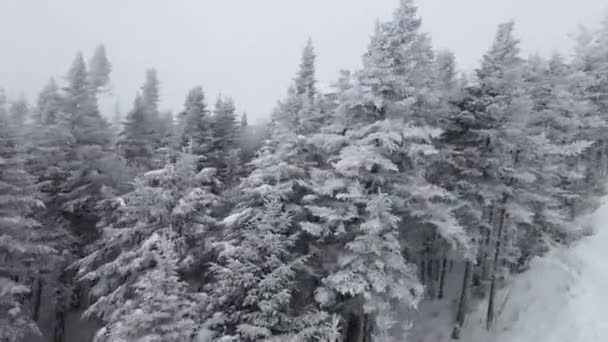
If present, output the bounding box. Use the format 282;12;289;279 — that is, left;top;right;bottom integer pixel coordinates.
2;1;608;341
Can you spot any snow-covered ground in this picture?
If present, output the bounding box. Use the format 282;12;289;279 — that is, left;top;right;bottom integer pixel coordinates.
461;197;608;342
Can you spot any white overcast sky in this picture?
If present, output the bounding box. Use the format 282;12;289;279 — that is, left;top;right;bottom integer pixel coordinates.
0;0;606;122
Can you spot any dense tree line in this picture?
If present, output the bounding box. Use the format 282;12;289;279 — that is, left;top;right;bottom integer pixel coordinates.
2;1;608;341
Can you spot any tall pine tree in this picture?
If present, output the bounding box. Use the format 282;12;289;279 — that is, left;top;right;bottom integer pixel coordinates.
0;106;56;342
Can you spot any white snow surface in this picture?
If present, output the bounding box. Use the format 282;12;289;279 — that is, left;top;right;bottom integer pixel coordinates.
463;196;608;342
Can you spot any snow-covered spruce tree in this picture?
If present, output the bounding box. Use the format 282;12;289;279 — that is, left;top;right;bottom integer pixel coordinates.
240;112;248;129
118;93;158;171
304;1;471;340
140;68;169;167
415;48;469;302
89;231;202;342
88;44;112;94
157;110;176;163
436;21;525;336
33;78;62;125
440;22;592;334
442;22;537;333
285;39;329;135
237;112;259;171
205;39;333;341
433;50;459;94
57;52;116;239
141;69;161;121
523;53;600;238
25;52;125;342
22;77;74;329
9;79;83;339
8;98;29;129
571;16;608;191
110;101;122;135
209;193;329;341
479;24;595;329
296;37;317;102
176;86;214;168
318;70;354;117
76;151;219;341
206;122;328;340
430;49;464;127
118;70;173;172
0;107;56;342
27;78;69;204
211;95;241;187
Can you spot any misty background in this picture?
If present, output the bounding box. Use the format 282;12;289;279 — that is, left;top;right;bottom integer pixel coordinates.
0;0;605;122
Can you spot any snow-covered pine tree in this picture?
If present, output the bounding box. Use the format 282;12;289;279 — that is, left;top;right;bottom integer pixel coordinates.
0;105;55;342
296;37;316;102
211;95;241;186
8;97;29;129
26;78;67;199
88;44;112;94
157;110;176;164
439;22;589;332
237;112;263;174
93;231;201;342
118;93;157;171
15;78;81;339
434;50;458;93
417;48;468;301
240;112;248;129
318;70;354;117
27;80;75;208
571;16;608;188
140;68;168;167
304;1;471;340
522;53;599;244
110;101;122;133
431;49;463;126
206;38;332;341
207;115;324;339
209;193;328;341
176;86;213;168
34;78;62;125
58;52;116;239
281;39;327;135
25;52;125;342
477;23;590;329
141;69;161;121
76;151;220;341
442;22;531;332
228;37;325;222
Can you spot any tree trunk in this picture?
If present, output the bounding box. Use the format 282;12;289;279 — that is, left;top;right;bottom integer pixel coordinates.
452;260;471;340
54;267;73;342
420;259;426;285
427;258;435;298
345;312;372;342
486;203;507;330
53;312;65;342
569;198;576;221
435;259;441;282
480;252;489;281
32;278;43;322
362;314;372;342
439;257;448;299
